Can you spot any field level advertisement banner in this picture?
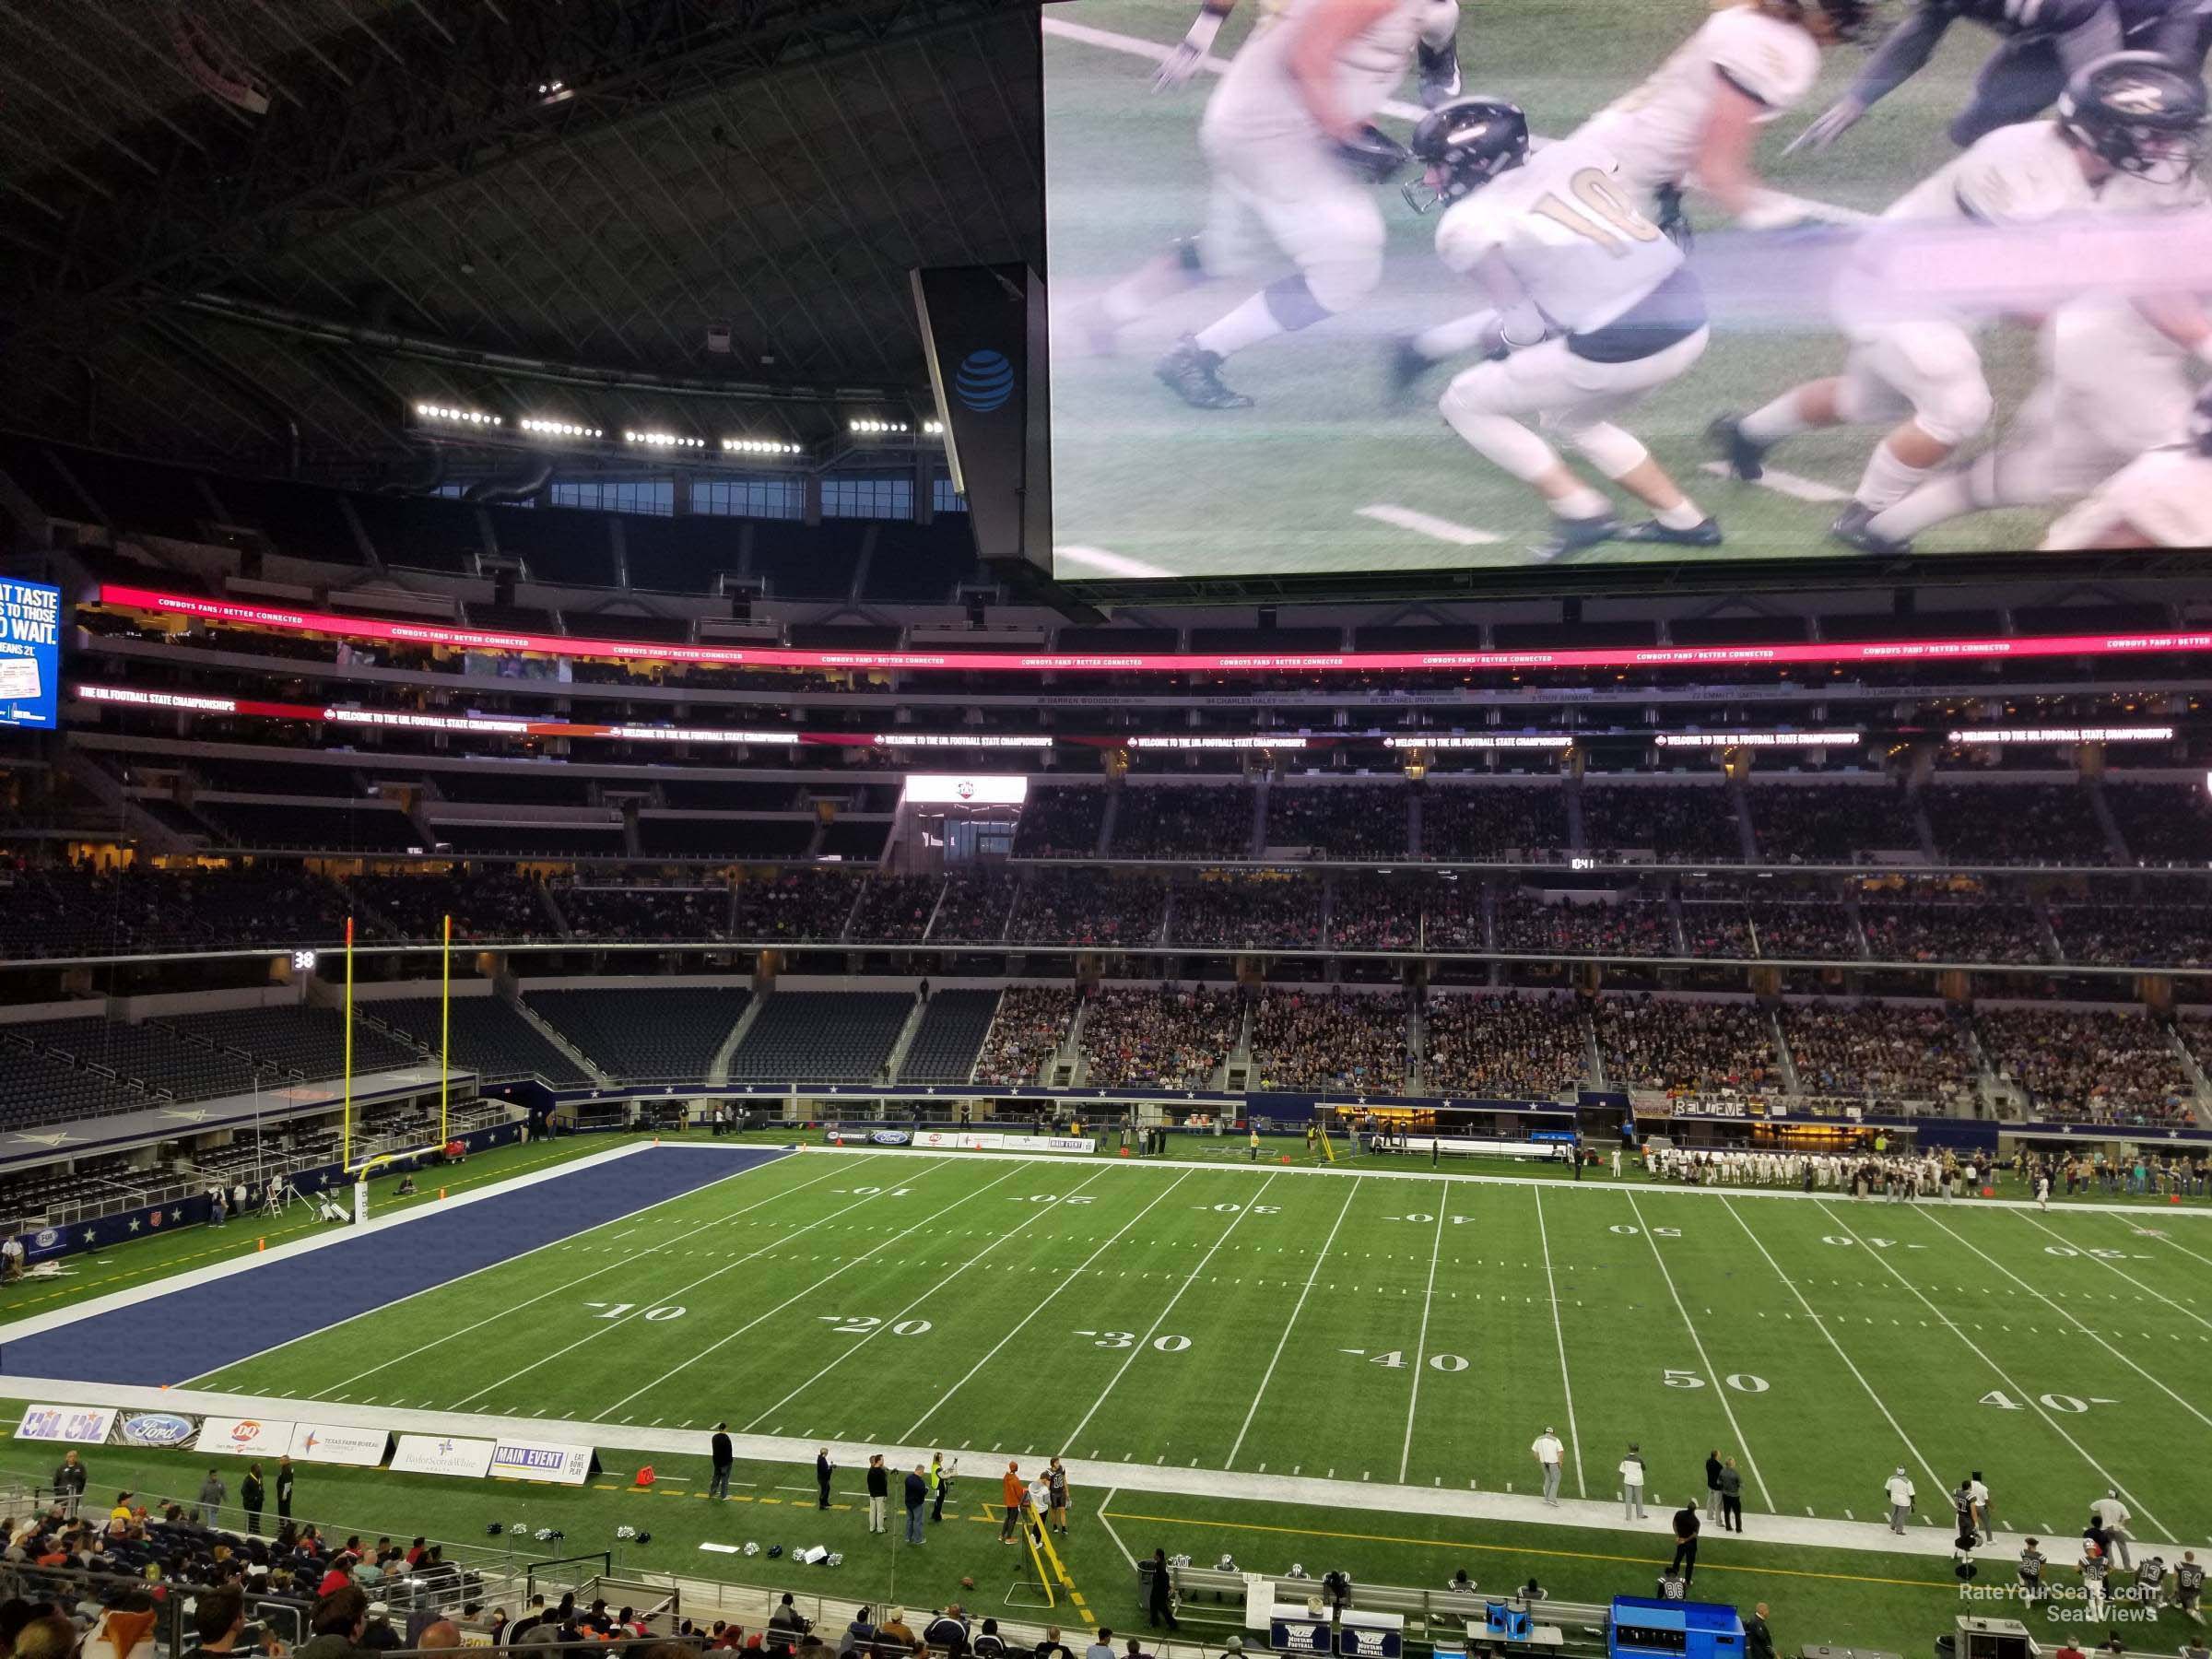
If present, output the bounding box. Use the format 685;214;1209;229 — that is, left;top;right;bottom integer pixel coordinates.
289;1422;390;1466
17;1404;114;1444
488;1438;596;1486
113;1411;198;1450
390;1434;495;1479
1041;3;2212;578
195;1417;293;1457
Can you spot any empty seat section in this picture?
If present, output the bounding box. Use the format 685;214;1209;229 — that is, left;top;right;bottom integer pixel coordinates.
726;992;912;1083
525;987;748;1081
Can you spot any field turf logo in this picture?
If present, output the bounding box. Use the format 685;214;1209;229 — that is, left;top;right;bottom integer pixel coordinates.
954;349;1014;413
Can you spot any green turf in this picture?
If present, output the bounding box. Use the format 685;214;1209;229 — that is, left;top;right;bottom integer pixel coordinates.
180;1148;2212;1552
1043;0;2057;576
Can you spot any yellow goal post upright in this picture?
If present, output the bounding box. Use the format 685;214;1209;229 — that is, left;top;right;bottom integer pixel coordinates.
1018;1499;1072;1609
1314;1108;1340;1163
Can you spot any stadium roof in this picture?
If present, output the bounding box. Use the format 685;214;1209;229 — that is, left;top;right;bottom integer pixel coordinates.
0;0;1041;477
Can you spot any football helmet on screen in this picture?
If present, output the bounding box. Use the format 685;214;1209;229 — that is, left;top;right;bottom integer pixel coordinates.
2059;51;2207;183
1404;98;1532;214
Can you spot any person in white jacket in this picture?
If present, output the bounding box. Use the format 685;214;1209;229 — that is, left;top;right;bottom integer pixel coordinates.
1619;1444;1647;1520
1884;1467;1916;1535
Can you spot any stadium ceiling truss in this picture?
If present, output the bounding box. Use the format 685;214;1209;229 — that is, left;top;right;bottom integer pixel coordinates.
0;0;1042;475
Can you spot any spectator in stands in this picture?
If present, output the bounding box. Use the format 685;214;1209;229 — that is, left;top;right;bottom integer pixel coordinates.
297;1586;370;1659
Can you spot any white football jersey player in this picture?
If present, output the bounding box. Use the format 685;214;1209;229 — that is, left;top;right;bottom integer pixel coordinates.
1201;0;1454;148
1436;135;1688;332
1580;4;1825;203
2042;444;2212;547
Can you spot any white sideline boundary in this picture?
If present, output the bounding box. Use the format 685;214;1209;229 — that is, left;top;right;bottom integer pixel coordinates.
2;1365;2195;1564
791;1142;2212;1219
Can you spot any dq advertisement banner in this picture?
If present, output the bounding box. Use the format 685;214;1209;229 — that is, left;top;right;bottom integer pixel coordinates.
0;576;60;731
113;1411;199;1450
390;1434;494;1479
289;1422;390;1466
17;1405;114;1444
487;1438;595;1486
195;1417;294;1457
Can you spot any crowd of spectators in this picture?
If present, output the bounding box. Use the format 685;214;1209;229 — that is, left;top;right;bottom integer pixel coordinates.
1780;1000;1978;1105
1422;993;1590;1097
2104;779;2212;864
1262;783;1411;860
1111;784;1256;859
1494;890;1675;956
971;984;1077;1086
358;870;551;942
1077;982;1241;1087
1578;785;1742;860
1744;785;1913;863
1858;892;2051;964
1007;869;1166;948
1978;1006;2200;1124
1419;783;1569;861
1010;785;1106;858
925;873;1018;943
1921;781;2111;865
848;876;943;944
1329;874;1422;950
2049;902;2212;969
1677;896;1858;959
556;882;725;942
731;871;865;942
1251;989;1408;1092
1594;996;1779;1093
1170;875;1324;949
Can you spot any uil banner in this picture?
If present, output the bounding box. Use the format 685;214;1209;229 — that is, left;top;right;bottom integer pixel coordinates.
17;1404;114;1444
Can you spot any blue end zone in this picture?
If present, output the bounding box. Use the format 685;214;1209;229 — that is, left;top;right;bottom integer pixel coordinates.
0;1144;790;1389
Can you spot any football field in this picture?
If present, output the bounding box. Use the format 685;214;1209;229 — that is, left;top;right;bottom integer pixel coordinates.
1044;0;2058;576
181;1147;2212;1548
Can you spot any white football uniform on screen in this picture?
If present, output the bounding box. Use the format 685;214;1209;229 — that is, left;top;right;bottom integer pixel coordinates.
1435;137;1686;333
2042;447;2212;547
1434;139;1709;465
1196;0;1453;310
1579;5;1824;201
1834;121;2104;446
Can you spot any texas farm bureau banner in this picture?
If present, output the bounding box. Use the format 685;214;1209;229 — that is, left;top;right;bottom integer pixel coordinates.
289;1422;390;1466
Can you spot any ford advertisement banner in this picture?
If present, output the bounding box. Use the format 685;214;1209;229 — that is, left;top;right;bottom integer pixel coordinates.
114;1411;198;1449
17;1405;114;1444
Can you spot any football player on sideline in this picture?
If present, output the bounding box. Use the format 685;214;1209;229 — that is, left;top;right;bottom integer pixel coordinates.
1793;0;2212;153
1712;52;2208;555
1391;0;1862;398
1087;0;1456;409
2041;381;2212;546
1853;170;2212;548
1152;0;1464;107
1412;99;1722;560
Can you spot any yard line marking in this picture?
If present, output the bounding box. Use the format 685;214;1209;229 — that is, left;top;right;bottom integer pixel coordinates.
740;1166;1112;1431
1357;504;1504;547
1228;1176;1360;1468
1398;1199;1451;1485
317;1157;859;1396
1819;1202;2171;1541
1060;1173;1280;1456
603;1167;1025;1419
2013;1211;2212;1335
1095;1488;1141;1572
1721;1199;1943;1495
1698;461;1850;504
903;1171;1198;1441
1055;546;1179;582
2146;1226;2212;1275
1623;1191;1774;1512
1533;1187;1586;1500
1914;1209;2212;1432
445;1157;922;1411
